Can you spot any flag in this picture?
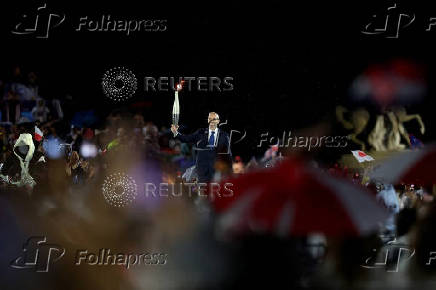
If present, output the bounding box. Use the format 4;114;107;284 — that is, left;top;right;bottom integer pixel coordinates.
35;126;43;142
351;150;374;163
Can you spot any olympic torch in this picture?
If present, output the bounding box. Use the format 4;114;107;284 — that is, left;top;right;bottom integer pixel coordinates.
172;80;184;137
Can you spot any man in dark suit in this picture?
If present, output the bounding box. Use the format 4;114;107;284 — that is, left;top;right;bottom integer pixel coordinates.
171;112;231;183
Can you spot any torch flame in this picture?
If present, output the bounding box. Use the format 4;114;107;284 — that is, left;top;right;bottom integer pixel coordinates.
176;80;185;91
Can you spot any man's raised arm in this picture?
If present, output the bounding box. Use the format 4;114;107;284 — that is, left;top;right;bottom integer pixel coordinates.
170;124;200;144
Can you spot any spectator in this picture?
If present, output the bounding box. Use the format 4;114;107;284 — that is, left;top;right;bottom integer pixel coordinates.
232;156;245;174
31;98;50;123
65;150;94;185
3;90;20;123
0;126;9;163
144;123;160;157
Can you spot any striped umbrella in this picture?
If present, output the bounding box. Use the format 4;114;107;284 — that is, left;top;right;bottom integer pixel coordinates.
212;158;388;238
370;145;436;185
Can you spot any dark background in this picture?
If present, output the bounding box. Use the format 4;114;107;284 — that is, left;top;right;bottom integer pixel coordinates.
1;0;435;160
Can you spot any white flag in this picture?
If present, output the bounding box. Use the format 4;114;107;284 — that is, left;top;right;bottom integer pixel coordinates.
351;150;375;163
35;126;43;142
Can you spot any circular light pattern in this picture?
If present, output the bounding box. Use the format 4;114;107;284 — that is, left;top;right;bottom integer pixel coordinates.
80;143;98;158
42;137;64;159
101;67;137;102
102;172;137;207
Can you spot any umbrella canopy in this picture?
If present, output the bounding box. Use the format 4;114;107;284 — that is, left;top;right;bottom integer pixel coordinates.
212;158;388;238
369;145;436;185
350;59;426;107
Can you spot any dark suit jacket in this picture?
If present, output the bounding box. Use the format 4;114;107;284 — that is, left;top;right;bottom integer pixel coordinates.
176;128;232;180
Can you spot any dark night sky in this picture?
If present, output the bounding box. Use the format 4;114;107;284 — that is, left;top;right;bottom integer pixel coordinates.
1;0;435;159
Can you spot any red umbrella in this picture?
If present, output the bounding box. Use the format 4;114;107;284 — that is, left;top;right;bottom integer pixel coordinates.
350;59;426;107
369;145;436;185
212;158;388;238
